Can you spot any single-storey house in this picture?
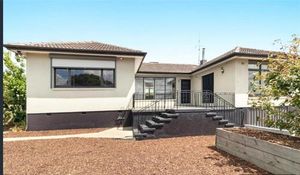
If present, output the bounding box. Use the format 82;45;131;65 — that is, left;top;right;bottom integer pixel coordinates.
4;42;270;131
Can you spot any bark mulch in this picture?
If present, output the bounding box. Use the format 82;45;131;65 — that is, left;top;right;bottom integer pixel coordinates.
4;136;269;175
3;128;108;138
227;128;300;150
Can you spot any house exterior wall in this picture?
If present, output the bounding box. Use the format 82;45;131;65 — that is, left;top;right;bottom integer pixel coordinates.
191;58;249;107
234;58;249;107
26;53;138;114
191;60;236;93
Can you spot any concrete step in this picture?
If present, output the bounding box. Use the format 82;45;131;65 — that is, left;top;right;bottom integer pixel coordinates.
218;119;229;125
152;116;172;123
160;113;179;118
206;112;217;117
165;109;176;114
225;123;235;128
134;132;156;140
139;124;156;133
146;120;164;129
212;116;223;121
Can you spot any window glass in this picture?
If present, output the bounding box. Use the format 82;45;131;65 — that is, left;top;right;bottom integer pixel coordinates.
144;78;154;99
135;78;144;99
102;70;114;87
155;78;165;99
55;68;70;87
248;70;258;92
54;68;115;88
261;64;268;71
248;63;259;70
166;78;176;99
71;69;101;87
135;77;176;100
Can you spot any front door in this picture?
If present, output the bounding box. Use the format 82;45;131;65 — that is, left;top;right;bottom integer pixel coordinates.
181;79;191;104
202;73;214;103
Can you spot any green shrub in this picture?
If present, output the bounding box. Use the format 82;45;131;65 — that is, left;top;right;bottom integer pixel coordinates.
252;35;300;135
3;52;26;130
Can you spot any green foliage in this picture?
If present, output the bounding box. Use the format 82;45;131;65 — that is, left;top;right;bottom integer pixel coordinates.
3;52;26;130
252;35;300;135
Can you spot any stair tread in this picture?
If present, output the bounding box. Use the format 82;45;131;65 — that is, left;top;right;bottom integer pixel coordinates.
134;130;156;140
212;116;223;120
153;116;172;122
166;109;176;113
225;123;235;127
161;113;179;118
146;120;164;126
206;112;217;117
219;119;229;124
139;124;156;133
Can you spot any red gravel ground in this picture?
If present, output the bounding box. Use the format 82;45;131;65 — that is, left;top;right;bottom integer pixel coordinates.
3;128;108;138
4;136;269;175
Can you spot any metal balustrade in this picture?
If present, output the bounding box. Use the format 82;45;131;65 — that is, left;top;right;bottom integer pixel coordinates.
132;91;245;128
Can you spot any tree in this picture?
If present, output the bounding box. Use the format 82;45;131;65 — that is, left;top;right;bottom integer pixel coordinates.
252;35;300;135
3;51;26;130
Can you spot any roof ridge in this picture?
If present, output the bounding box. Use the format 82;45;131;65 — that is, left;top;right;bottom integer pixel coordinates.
235;46;241;52
238;46;271;52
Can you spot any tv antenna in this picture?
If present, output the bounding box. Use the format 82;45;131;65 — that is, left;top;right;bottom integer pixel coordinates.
198;37;201;65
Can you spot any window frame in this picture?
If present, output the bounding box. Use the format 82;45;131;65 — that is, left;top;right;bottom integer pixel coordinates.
248;60;269;96
53;67;116;88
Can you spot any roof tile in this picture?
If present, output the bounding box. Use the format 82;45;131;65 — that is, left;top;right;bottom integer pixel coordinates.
139;62;197;74
4;41;146;55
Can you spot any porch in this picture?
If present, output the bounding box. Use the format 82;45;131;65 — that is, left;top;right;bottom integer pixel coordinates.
130;91;244;140
132;91;236;111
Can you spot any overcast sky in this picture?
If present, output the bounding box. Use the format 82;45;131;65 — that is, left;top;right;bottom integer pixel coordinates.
4;0;300;64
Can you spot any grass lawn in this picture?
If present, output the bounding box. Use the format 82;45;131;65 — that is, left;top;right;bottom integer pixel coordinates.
4;135;269;175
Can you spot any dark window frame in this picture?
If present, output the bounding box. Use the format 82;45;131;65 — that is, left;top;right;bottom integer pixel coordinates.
54;67;116;88
248;61;269;96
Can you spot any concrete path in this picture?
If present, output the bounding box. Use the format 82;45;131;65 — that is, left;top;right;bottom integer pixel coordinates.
4;127;134;142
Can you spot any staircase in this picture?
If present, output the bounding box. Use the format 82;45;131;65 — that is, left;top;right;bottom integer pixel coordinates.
133;109;179;140
205;112;235;128
132;91;244;140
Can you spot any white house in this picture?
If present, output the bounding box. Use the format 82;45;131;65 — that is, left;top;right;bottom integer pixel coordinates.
4;42;269;130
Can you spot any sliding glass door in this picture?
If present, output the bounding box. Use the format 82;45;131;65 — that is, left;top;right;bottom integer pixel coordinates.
135;77;176;100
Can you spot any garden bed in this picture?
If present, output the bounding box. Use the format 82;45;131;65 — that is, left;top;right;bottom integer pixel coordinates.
216;127;300;174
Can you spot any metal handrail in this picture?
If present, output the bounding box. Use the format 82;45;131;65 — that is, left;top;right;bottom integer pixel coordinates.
134;99;160;112
132;94;161;129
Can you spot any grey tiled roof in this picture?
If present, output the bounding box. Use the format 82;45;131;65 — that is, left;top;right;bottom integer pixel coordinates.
4;41;146;56
139;47;271;74
139;62;198;74
191;47;270;73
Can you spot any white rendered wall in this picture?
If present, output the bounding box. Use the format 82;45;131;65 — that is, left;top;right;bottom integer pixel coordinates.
26;53;138;113
191;58;250;107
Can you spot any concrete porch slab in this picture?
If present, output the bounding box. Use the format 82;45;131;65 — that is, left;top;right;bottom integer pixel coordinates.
4;127;134;142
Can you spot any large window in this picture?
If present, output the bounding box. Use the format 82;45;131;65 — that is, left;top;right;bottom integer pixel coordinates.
135;77;176;99
248;60;268;95
54;68;115;88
